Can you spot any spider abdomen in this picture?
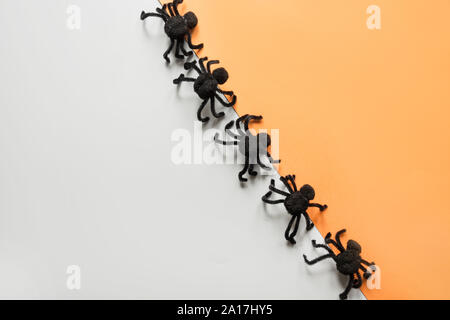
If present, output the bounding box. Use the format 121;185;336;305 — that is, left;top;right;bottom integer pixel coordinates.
284;192;309;215
336;251;362;275
237;135;262;163
164;16;188;39
194;74;218;99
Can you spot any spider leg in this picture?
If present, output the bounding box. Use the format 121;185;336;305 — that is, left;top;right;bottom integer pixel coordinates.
213;133;237;145
225;120;235;129
285;213;301;244
197;99;210;123
257;152;271;170
262;191;285;204
199;57;208;73
167;3;176;16
140;11;167;22
303;212;315;231
262;180;286;203
359;265;374;279
325;232;345;252
361;259;376;266
303;253;334;265
269;184;290;197
339;276;354;300
269;178;275;187
279;176;294;193
238;136;250;182
216;88;234;96
183;61;202;74
227;131;240;140
179;40;193;57
361;260;377;278
163;39;175;63
311;240;335;255
267;152;281;164
248;164;258;176
235;114;249;136
207;60;220;73
256;132;271;168
186;33;204;50
286;175;298;191
236;114;249;125
308;203;328;212
224;121;239;139
210;97;225;119
173;74;195;85
353;272;363;288
215;94;236;107
174;40;184;59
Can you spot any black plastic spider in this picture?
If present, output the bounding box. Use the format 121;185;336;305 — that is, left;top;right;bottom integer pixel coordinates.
262;175;327;244
214;114;280;182
140;0;203;63
173;57;236;122
303;229;376;300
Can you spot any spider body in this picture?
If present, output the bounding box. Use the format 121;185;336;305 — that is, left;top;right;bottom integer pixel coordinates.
141;0;203;63
214;114;280;182
262;176;326;244
303;229;376;300
173;57;236;122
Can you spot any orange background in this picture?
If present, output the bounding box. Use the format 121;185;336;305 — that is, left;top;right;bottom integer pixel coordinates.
163;0;450;299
